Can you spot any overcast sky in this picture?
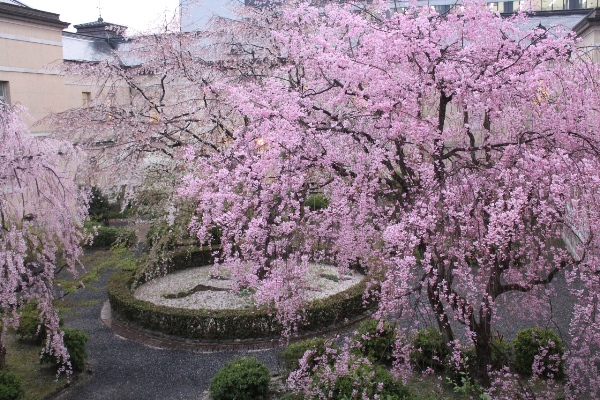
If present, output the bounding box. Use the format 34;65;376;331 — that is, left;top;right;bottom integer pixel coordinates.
22;0;180;34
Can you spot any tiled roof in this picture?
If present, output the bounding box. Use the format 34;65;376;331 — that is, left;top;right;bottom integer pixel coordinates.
0;0;30;7
74;17;126;30
521;10;590;32
62;32;142;66
62;32;125;63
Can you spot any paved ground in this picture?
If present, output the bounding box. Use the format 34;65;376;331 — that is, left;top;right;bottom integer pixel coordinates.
54;263;282;400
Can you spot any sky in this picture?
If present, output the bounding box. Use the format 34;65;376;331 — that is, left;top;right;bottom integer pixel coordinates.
21;0;180;34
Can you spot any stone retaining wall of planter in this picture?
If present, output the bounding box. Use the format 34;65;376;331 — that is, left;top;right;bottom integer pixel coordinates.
107;248;373;340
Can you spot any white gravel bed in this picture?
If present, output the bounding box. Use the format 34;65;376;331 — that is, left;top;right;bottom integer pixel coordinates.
134;263;364;310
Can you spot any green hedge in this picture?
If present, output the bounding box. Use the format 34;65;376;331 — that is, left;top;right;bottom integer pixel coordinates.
0;370;24;400
210;357;270;400
134;246;217;284
108;249;372;340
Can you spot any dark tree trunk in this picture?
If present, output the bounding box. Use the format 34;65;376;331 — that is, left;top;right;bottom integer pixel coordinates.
427;277;455;346
0;333;6;370
473;295;494;387
474;325;492;387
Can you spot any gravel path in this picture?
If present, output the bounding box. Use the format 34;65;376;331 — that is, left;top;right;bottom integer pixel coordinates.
54;261;281;400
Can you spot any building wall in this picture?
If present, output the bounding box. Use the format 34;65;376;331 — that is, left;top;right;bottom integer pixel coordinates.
0;8;68;134
578;16;600;62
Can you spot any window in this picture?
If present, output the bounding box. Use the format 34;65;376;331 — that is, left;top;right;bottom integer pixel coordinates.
0;82;9;104
82;92;91;107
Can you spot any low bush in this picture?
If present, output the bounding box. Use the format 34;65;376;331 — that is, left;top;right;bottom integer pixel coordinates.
354;319;396;366
410;328;447;371
85;222;136;248
16;300;45;345
41;328;88;372
0;370;24;400
513;328;564;379
278;338;327;373
209;357;270;400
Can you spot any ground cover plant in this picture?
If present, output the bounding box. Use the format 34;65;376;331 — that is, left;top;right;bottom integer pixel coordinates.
51;0;600;397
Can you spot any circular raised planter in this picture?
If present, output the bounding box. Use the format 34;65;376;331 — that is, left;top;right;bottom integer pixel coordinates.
107;247;373;341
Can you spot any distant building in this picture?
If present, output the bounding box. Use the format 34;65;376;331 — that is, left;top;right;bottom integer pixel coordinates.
0;0;69;133
0;0;127;134
180;0;245;31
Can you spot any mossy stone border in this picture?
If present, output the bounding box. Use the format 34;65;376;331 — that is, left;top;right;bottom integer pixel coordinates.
107;248;373;340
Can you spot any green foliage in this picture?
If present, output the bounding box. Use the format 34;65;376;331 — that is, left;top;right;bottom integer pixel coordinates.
0;370;24;400
445;369;489;400
145;222;180;251
16;300;45;345
327;363;412;400
41;328;88;372
490;336;514;370
279;338;327;373
354;319;396;366
513;328;564;379
410;328;447;371
305;194;330;211
209;357;270;400
88;187;110;225
107;203;132;219
107;250;371;340
141;219;201;281
63;328;89;372
85;222;136;248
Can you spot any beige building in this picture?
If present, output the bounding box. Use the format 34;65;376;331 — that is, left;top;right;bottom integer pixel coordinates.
0;0;128;135
0;0;68;134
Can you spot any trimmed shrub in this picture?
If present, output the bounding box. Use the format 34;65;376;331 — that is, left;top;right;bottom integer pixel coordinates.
278;338;327;373
41;328;88;372
0;370;24;400
354;319;396;366
410;328;447;371
305;194;330;211
64;328;89;372
16;300;45;345
209;357;270;400
513;328;564;379
85;223;136;248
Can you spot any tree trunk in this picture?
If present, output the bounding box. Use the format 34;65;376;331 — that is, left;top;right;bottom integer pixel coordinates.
474;326;492;387
0;333;6;370
427;278;455;346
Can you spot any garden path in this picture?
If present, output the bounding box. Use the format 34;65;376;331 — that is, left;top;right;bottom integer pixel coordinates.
53;260;281;400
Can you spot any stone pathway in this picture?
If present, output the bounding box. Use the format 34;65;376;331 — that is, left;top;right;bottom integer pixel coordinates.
53;264;282;400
